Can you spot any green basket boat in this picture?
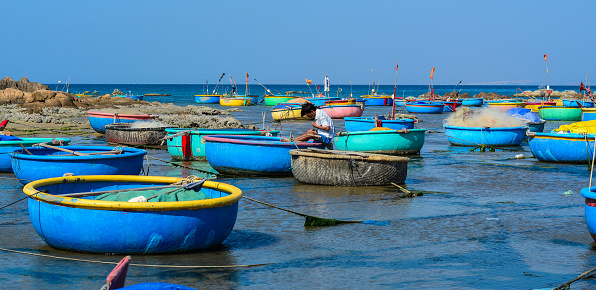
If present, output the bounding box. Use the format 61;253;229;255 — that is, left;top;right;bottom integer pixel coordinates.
538;106;582;121
334;129;426;155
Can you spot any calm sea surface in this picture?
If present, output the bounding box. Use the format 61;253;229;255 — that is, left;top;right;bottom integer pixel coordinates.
1;84;594;289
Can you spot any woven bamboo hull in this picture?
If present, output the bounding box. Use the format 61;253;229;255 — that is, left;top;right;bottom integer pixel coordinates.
105;123;174;145
290;149;409;186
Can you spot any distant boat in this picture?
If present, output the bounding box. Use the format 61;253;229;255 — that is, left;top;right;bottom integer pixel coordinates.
195;94;221;104
219;96;251;106
404;101;444;114
264;92;296;106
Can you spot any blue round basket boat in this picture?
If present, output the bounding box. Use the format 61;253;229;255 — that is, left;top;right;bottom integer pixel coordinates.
23;175;241;254
581;186;596;242
11;146;147;184
527;132;595;163
204;135;325;176
443;125;527;147
404;101;444;114
344;117;415;132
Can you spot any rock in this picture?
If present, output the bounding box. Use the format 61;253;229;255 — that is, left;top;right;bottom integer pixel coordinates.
0;77;17;90
0;88;26;104
26;90;57;103
55;93;77;108
16;77;49;92
112;89;124;95
473;92;508;100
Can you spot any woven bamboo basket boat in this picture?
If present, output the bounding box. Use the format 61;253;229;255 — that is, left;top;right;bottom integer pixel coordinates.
290;149;409;186
105;123;175;146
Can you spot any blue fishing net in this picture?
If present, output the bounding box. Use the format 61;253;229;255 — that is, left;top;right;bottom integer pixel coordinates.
507;108;542;123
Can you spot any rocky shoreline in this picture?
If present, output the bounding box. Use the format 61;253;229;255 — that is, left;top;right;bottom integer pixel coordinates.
0;77;255;136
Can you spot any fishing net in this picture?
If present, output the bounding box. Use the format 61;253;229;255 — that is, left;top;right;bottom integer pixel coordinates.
444;107;528;128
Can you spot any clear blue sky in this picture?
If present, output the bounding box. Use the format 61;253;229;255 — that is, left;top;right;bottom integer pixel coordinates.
3;0;595;85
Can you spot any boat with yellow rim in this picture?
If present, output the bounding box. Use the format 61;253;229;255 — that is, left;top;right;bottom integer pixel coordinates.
325;99;357;106
219;96;252;106
486;100;526;111
271;103;305;120
525;100;556;112
23;174;242;254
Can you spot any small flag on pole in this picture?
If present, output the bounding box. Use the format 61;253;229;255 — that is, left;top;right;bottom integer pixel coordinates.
395;61;399;71
430;67;435;79
246;73;249;83
543;54;547;62
581;82;587;92
305;78;312;84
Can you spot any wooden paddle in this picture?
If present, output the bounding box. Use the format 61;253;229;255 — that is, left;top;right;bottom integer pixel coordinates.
37;143;89;156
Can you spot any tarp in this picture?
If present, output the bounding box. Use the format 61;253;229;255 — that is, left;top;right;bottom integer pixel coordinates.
95;188;209;202
553;120;596;134
507;108;542;123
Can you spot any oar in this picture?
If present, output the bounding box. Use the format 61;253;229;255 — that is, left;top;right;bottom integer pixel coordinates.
58;185;181;198
36;143;89;156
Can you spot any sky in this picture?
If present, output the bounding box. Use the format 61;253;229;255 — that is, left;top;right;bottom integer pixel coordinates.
2;0;595;85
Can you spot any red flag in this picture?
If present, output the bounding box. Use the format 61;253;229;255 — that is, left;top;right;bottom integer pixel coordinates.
543;54;547;62
430;67;435;79
580;82;587;92
395;61;399;71
246;73;249;83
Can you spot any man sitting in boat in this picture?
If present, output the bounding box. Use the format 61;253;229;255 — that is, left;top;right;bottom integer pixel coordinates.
292;103;335;149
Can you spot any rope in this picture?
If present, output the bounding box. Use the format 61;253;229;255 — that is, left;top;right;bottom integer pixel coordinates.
146;155;219;177
0;247;271;268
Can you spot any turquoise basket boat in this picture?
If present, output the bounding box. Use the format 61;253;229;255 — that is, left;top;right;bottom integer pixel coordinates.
538;106;582;121
528;132;595;163
443;125;527;147
165;128;280;161
461;98;484;106
0;138;71;172
334;129;426;155
23;175;241;254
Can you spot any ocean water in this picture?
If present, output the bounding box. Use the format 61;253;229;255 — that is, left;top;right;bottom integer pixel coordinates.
63;84;581;106
0;84;595;289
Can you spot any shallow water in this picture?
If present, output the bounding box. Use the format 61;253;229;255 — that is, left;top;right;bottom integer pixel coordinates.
1;102;595;289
